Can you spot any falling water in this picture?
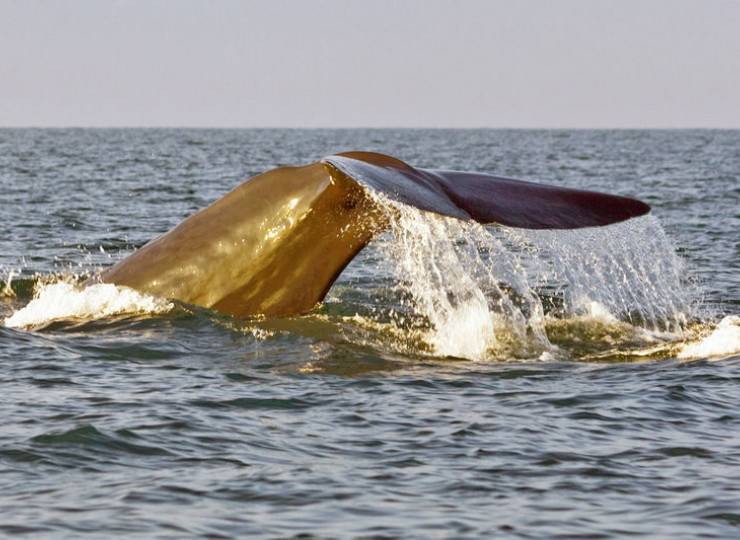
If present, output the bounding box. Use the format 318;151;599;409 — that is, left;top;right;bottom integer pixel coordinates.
515;215;699;332
378;206;547;360
375;200;699;361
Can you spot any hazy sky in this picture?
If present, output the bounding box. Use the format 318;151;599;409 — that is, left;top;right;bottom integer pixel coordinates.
2;0;739;128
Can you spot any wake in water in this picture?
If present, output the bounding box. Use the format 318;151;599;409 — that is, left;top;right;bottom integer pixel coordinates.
2;199;738;362
3;278;173;329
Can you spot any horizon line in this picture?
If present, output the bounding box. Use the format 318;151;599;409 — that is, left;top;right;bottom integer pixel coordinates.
2;125;739;131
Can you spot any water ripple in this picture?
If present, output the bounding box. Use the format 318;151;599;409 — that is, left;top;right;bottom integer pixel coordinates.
0;129;738;538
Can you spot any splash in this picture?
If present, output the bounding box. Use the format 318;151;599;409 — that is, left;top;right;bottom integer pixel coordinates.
1;270;18;298
4;279;173;329
372;196;699;362
5;197;706;363
678;316;740;361
516;216;698;332
378;203;548;361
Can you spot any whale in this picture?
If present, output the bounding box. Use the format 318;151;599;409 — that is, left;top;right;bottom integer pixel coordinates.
93;151;650;318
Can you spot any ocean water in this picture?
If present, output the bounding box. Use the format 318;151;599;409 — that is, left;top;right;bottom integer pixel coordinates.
1;128;739;538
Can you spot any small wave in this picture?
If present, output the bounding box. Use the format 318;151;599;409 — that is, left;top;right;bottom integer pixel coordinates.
678;316;740;361
4;280;174;329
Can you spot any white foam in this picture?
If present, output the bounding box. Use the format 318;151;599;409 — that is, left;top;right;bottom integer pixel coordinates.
678;316;740;360
4;281;174;329
585;301;619;322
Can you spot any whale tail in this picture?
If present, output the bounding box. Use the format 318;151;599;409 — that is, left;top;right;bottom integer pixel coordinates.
97;152;650;318
326;151;650;229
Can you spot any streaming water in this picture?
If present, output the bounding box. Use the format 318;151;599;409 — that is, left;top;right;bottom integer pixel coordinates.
0;129;738;538
520;216;697;330
379;205;547;361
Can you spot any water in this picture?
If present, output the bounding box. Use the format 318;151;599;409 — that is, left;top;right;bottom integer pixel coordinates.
1;128;739;538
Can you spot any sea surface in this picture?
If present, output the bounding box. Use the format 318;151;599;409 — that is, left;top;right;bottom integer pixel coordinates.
1;128;739;538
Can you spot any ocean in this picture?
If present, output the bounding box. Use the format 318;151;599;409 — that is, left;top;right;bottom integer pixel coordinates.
1;128;739;538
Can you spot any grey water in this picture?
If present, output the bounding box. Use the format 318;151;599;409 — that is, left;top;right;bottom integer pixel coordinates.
0;128;739;538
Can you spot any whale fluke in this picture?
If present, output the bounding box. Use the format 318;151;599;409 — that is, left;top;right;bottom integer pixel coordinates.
96;152;650;318
326;151;650;229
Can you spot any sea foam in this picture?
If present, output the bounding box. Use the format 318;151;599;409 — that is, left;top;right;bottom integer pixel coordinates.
4;280;173;329
678;316;740;360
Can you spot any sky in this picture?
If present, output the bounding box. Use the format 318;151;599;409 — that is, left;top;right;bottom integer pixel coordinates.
1;0;739;128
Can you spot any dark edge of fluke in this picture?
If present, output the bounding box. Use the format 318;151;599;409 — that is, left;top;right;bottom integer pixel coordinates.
326;151;650;229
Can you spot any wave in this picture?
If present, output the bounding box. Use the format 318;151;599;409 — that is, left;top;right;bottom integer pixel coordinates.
4;280;173;330
677;316;740;361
